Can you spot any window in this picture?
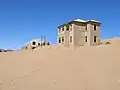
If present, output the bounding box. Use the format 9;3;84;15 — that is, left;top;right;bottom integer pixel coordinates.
85;25;87;31
32;41;36;45
85;36;87;42
32;47;36;49
59;37;61;43
94;36;97;42
70;36;72;43
62;37;64;42
94;25;97;31
47;42;50;45
62;27;64;32
66;26;69;31
38;43;40;46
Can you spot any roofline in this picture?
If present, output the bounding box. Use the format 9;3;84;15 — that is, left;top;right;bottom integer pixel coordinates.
87;20;101;24
58;20;101;28
58;21;86;28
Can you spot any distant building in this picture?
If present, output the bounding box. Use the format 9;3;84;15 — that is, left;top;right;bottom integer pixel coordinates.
21;39;50;50
0;49;14;52
57;18;101;48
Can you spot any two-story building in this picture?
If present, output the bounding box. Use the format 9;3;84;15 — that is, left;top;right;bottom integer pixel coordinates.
57;19;101;48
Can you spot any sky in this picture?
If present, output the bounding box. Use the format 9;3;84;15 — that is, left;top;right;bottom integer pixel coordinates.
0;0;120;50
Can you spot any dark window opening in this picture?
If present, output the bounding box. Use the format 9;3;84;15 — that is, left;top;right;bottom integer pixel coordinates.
32;41;36;45
62;27;64;31
70;36;72;43
38;43;41;46
59;38;61;43
94;36;97;42
85;25;87;31
47;42;50;45
66;26;69;31
62;37;64;42
32;47;36;50
94;25;97;30
85;36;87;42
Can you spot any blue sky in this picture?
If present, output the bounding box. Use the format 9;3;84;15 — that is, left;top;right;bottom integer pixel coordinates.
0;0;120;49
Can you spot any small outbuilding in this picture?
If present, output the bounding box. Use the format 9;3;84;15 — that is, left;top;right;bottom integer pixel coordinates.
21;39;50;50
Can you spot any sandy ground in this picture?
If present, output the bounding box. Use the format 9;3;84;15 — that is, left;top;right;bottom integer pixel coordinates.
0;38;120;90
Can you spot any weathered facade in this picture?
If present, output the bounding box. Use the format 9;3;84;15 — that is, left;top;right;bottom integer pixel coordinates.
57;19;101;48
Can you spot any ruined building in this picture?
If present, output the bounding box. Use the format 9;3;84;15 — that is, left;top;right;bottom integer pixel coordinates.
57;19;101;48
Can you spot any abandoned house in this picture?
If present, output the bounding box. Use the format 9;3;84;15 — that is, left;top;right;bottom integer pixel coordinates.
57;18;101;48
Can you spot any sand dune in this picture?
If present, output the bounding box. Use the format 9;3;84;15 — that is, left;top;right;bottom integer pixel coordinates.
0;38;120;90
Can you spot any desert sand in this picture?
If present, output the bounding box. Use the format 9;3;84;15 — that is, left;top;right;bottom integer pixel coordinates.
0;38;120;90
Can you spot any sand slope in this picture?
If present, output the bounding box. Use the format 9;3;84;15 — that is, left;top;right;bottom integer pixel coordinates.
0;38;120;90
